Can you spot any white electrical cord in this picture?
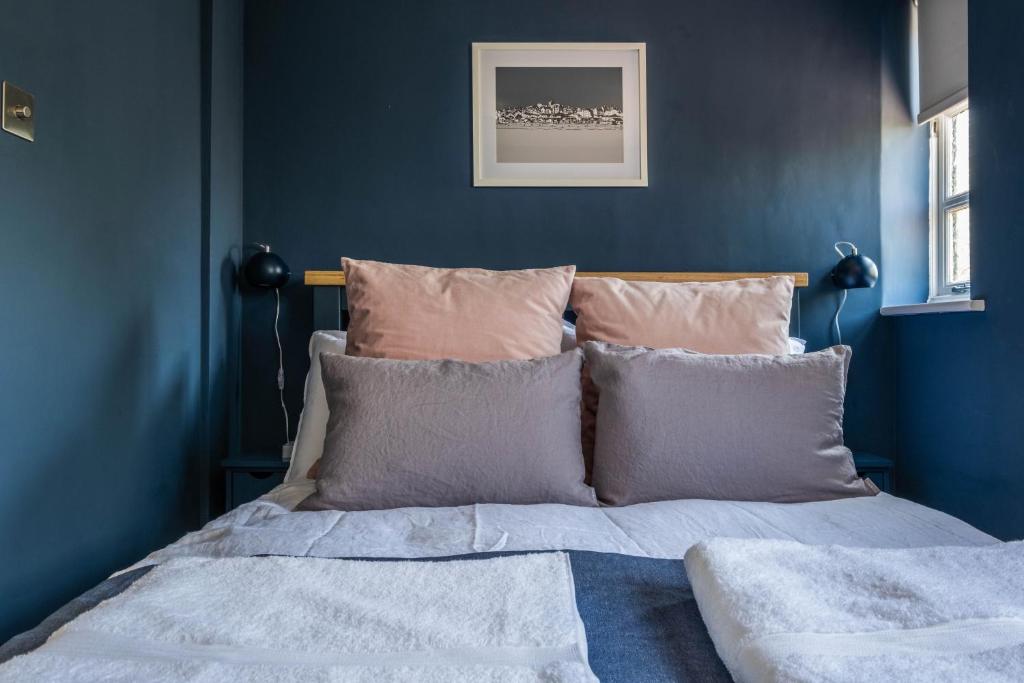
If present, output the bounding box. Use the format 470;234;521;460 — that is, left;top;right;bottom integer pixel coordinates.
274;289;289;444
833;289;847;346
832;241;857;346
834;241;857;258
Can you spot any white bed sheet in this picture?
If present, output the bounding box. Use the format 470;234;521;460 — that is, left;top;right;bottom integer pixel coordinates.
132;482;995;570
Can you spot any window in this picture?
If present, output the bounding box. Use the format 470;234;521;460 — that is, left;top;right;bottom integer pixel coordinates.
930;103;970;300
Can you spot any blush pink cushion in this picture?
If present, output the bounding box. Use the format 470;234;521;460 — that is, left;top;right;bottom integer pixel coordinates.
570;276;794;354
343;258;576;361
570;275;795;478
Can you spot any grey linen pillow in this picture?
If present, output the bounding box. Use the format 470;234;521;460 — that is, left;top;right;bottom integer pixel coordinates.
584;341;878;505
298;348;597;511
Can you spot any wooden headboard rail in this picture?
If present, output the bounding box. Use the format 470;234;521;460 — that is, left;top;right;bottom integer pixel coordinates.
305;271;810;287
305;270;808;336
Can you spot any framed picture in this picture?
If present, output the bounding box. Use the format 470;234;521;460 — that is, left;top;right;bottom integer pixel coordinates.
472;42;647;187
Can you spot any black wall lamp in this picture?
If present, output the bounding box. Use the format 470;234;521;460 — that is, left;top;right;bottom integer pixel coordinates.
830;241;878;345
244;244;292;460
245;243;291;289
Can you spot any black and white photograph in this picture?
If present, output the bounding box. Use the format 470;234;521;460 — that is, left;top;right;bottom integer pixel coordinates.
495;67;624;164
473;43;647;186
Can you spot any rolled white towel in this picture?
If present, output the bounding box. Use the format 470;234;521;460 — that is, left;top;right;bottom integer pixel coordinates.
685;538;1024;683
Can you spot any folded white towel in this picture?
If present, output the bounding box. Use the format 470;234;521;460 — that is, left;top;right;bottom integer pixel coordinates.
685;538;1024;683
0;553;596;682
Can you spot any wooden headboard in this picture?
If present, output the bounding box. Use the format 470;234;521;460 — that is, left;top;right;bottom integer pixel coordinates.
305;270;809;335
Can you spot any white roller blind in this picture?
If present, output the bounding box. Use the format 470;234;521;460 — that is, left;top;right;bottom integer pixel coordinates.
917;0;968;123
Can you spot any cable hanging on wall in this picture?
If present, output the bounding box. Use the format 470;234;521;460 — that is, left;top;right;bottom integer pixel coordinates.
274;288;289;446
244;243;292;460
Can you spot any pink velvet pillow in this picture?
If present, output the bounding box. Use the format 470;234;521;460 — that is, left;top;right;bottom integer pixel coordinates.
570;275;795;477
343;258;576;361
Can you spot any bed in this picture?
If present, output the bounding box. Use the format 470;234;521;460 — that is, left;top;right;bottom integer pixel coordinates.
0;485;996;681
0;268;1015;682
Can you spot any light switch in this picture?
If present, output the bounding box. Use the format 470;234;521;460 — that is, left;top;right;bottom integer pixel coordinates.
3;81;35;142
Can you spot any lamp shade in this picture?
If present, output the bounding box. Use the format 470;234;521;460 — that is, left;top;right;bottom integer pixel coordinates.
245;244;290;288
830;241;878;290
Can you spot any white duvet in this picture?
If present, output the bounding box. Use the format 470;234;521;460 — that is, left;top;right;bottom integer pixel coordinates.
132;482;995;570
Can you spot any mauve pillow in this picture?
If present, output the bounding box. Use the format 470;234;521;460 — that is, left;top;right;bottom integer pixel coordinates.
584;341;877;505
571;276;795;477
298;349;597;511
301;321;577;481
343;258;575;361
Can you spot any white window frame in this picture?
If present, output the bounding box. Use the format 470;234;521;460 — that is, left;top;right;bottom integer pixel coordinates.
929;100;970;302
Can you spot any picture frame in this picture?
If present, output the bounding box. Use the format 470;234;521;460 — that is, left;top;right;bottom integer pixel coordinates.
472;42;648;187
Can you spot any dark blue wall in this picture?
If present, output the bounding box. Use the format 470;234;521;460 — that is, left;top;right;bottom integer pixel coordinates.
0;1;201;640
890;0;1024;541
0;0;243;642
241;0;891;460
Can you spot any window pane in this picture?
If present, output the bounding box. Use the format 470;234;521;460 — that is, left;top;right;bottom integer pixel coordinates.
946;206;970;284
947;108;970;196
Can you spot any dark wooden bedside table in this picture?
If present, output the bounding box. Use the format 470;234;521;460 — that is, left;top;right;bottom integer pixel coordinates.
222;457;289;510
853;452;895;494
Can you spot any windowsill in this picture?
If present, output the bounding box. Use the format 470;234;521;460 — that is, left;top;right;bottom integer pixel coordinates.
880;299;986;316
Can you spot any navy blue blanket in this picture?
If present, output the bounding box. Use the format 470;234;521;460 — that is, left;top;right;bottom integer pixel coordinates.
0;551;731;682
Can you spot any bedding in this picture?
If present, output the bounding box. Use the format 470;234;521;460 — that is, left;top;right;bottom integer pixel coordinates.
299;349;596;511
290;302;797;485
560;319;577;352
343;258;575;361
569;275;794;355
0;554;598;682
0;488;997;680
296;322;578;483
286;329;346;483
141;485;992;566
1;552;732;682
585;342;876;505
685;538;1024;682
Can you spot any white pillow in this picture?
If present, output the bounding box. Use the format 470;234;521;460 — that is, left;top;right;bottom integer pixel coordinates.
560;319;577;352
788;337;807;354
285;330;347;483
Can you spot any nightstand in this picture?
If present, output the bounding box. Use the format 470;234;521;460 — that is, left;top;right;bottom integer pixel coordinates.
222;457;288;511
853;452;895;494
